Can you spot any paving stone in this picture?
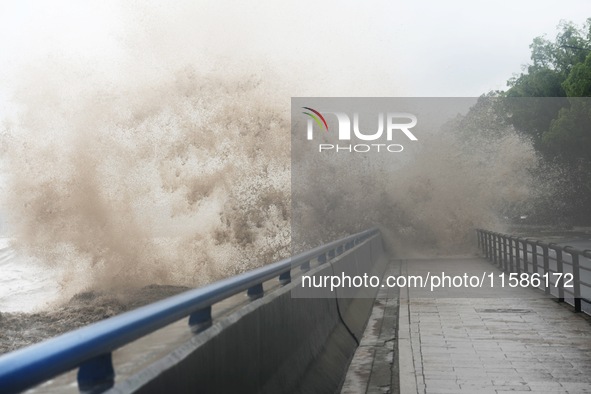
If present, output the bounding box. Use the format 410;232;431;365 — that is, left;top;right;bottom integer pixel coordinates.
559;383;591;392
493;386;532;391
398;258;591;394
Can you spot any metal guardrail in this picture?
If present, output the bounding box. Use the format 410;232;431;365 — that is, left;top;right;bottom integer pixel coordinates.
476;229;591;313
0;227;380;394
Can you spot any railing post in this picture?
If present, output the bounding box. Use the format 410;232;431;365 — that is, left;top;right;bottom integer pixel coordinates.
247;283;264;300
492;234;498;265
328;249;336;260
497;234;503;268
189;305;212;333
522;239;529;274
508;237;515;272
540;242;550;294
565;247;581;312
488;232;494;261
552;245;564;303
502;236;508;272
300;260;310;272
497;233;503;270
515;238;521;273
77;353;115;394
531;242;538;274
279;270;291;285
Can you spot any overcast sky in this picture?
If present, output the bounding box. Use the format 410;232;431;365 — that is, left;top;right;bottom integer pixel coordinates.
0;0;589;103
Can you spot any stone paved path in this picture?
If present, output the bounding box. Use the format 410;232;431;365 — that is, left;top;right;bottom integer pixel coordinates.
400;258;591;394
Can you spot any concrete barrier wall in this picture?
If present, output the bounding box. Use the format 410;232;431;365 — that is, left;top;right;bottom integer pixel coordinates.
335;236;388;340
108;234;387;394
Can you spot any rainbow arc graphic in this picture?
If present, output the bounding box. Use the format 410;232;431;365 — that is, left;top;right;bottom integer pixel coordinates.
302;107;328;131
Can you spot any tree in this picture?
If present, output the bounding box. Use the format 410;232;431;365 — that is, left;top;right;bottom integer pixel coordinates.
492;19;591;223
544;99;591;162
502;19;591;152
562;52;591;97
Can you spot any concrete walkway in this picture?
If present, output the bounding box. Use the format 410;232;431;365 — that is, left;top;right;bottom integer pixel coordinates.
342;261;401;394
398;258;591;394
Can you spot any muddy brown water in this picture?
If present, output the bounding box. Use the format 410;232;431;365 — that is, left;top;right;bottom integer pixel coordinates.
0;285;189;355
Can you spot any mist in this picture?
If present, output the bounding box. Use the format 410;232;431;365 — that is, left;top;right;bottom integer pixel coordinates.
0;2;545;304
291;98;540;257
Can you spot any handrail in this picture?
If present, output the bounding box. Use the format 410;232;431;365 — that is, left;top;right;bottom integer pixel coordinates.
0;227;380;394
476;228;591;313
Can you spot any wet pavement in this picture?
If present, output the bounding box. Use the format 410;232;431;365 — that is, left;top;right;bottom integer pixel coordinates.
343;256;591;393
398;258;591;394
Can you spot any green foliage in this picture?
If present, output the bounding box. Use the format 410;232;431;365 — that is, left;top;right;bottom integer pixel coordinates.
507;68;565;97
562;52;591;96
501;97;568;153
544;99;591;161
473;18;591;223
503;18;591;161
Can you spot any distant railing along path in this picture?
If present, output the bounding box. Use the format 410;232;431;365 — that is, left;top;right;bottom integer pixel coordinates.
477;229;591;313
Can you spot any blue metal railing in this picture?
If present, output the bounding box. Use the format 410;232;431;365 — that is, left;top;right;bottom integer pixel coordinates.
0;227;379;393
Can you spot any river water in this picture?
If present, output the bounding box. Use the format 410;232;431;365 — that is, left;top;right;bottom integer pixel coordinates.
0;238;61;313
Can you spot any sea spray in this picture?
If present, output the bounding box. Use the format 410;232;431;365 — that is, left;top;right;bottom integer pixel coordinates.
291;97;541;257
1;68;291;298
0;2;561;357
